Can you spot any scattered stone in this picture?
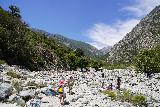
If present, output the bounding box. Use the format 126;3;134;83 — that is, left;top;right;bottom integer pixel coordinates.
0;83;13;100
0;64;160;107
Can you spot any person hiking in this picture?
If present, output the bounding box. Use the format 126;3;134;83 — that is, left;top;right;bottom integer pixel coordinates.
107;83;113;90
102;72;105;78
101;80;105;89
67;76;74;95
116;77;121;90
57;79;65;105
101;72;105;88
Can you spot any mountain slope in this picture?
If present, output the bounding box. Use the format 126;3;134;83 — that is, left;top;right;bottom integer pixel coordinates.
33;29;106;58
53;34;104;57
0;6;104;71
0;6;92;71
99;46;112;55
108;5;160;64
0;6;66;71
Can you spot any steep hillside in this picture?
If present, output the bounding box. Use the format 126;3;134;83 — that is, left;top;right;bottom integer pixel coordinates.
108;5;160;64
33;29;105;58
53;34;107;58
0;6;70;71
0;6;98;71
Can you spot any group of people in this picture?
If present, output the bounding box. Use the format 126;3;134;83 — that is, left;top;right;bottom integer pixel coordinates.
101;72;121;90
46;72;121;106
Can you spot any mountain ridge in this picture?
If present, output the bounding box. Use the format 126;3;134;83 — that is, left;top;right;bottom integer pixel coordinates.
107;5;160;64
32;29;111;58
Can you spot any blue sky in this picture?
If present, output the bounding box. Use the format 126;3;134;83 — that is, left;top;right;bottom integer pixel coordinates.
1;0;160;49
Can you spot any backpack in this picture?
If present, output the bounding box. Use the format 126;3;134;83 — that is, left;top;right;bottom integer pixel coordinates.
58;86;63;93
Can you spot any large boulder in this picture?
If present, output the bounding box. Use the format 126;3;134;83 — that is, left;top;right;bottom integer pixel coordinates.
0;83;13;100
9;94;26;107
19;90;35;102
14;96;26;107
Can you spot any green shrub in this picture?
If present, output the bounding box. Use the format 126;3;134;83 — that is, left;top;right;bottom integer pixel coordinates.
132;94;146;106
117;89;132;102
102;90;117;100
7;71;21;79
102;89;147;106
0;59;5;64
104;63;128;70
90;59;103;71
135;48;160;73
123;90;132;102
26;81;39;87
12;80;23;93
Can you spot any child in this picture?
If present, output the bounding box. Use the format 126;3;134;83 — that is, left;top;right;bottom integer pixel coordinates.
57;79;65;105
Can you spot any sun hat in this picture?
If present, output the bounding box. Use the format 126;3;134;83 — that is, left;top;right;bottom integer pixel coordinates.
58;79;64;86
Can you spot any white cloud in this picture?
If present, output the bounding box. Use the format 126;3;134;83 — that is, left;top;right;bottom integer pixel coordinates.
85;0;160;49
86;19;139;49
89;42;108;50
123;0;160;17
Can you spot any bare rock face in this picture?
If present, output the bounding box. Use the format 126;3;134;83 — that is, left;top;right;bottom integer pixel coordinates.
99;46;112;55
108;5;160;64
0;83;13;101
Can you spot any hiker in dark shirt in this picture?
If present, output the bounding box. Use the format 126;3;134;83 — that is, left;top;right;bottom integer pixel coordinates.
107;83;113;90
102;73;105;78
101;80;104;88
101;72;105;88
117;77;121;90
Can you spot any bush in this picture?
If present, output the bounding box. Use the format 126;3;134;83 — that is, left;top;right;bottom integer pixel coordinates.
102;89;147;106
26;81;39;87
7;70;21;79
135;48;160;73
90;59;103;71
132;94;146;106
104;63;128;70
12;80;23;93
117;89;132;102
0;59;5;64
102;90;117;100
27;81;48;88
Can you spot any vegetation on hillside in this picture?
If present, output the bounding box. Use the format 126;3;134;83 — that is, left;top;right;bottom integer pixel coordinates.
33;29;105;59
0;5;61;71
134;47;160;73
0;5;103;71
